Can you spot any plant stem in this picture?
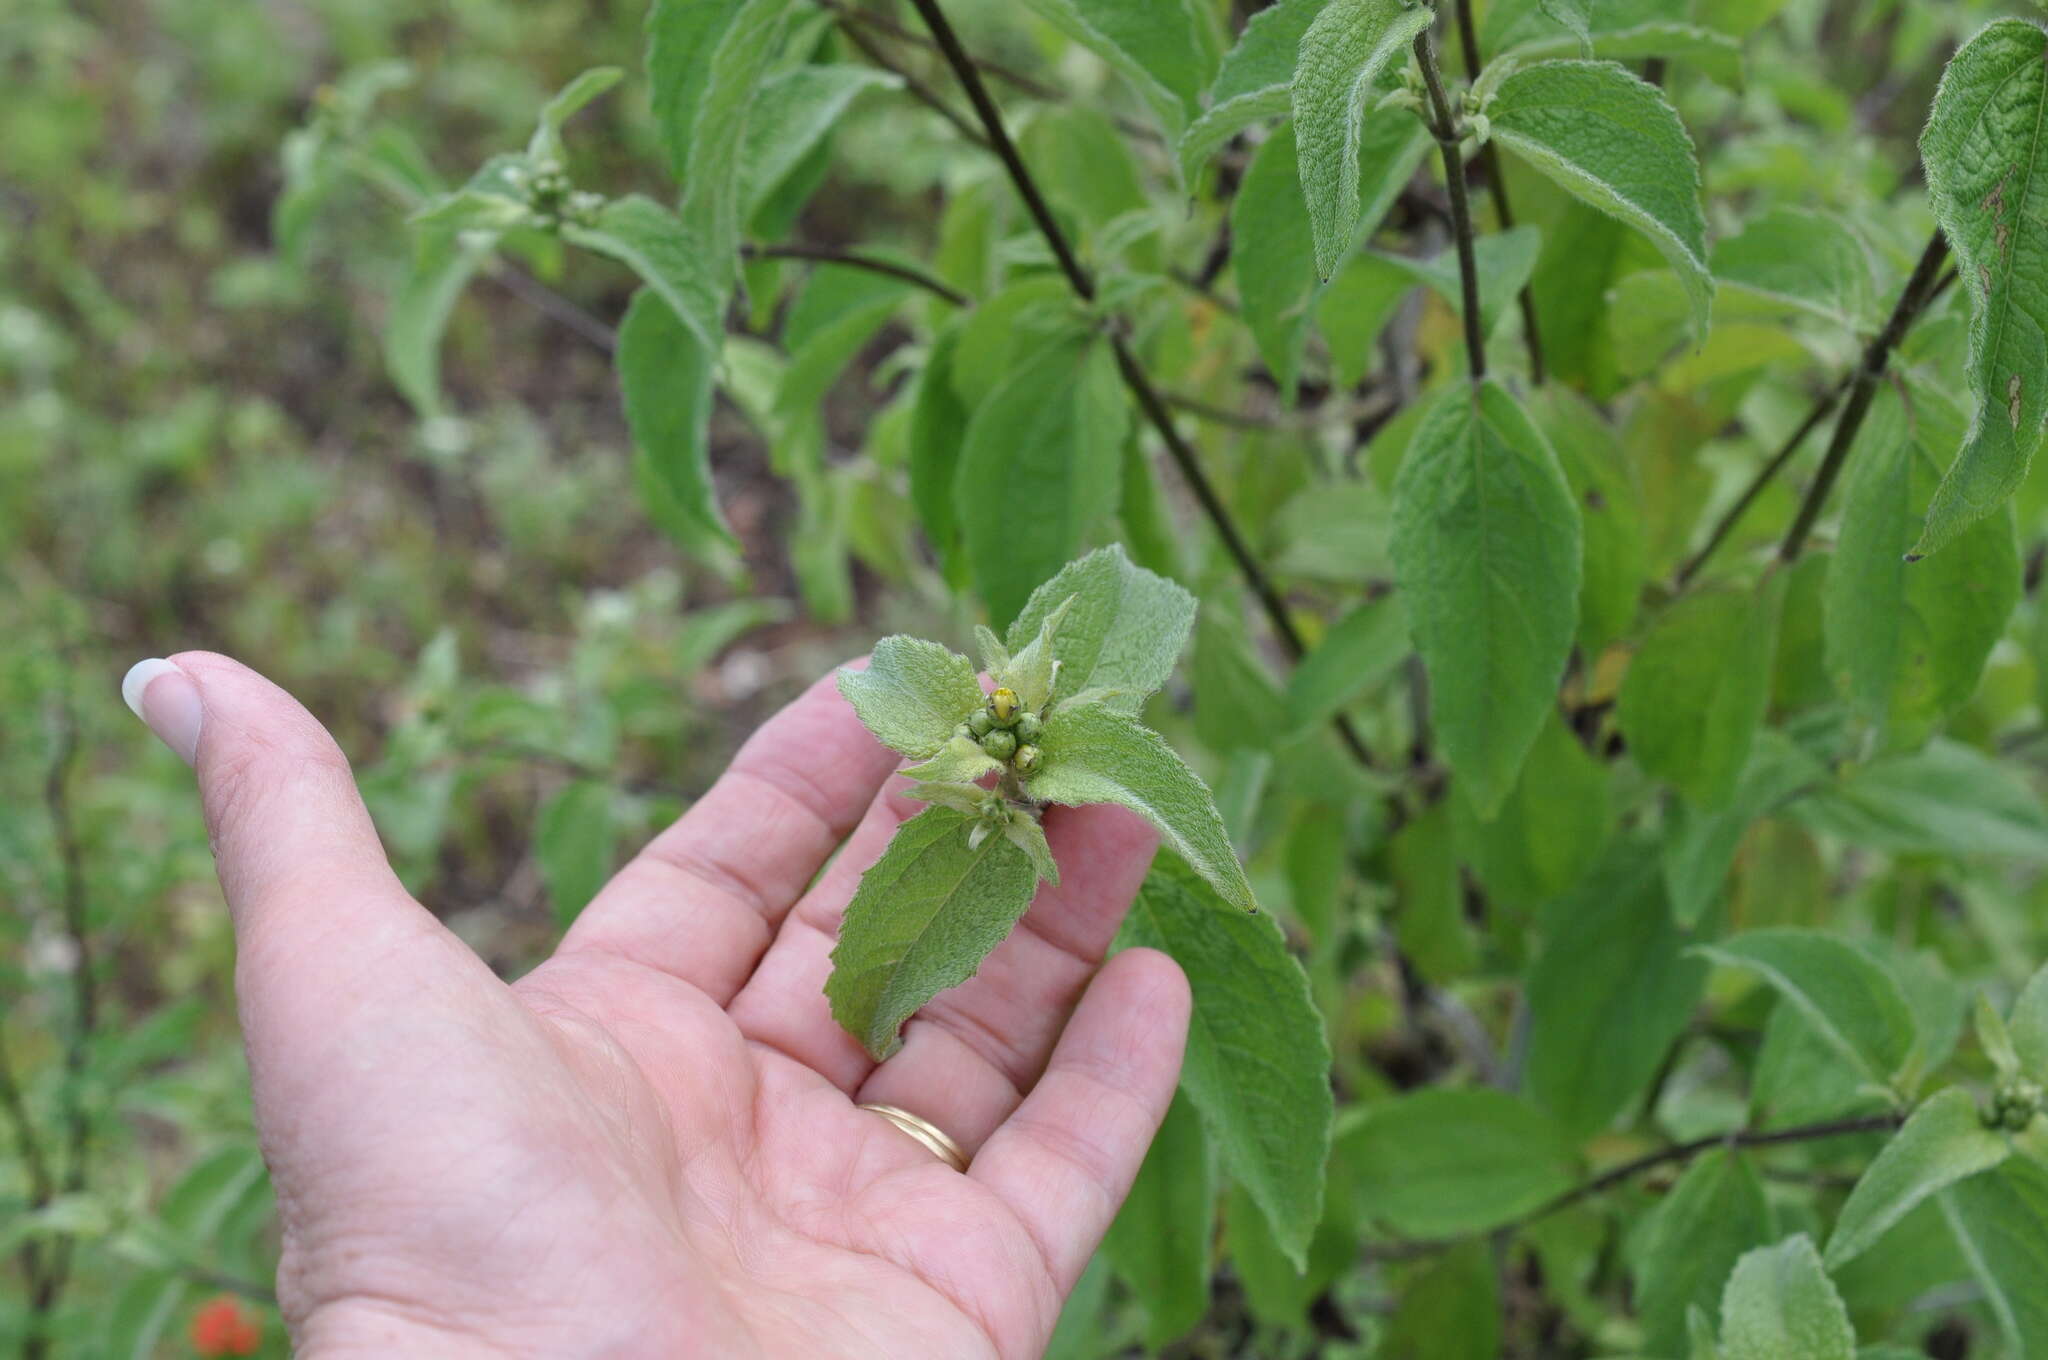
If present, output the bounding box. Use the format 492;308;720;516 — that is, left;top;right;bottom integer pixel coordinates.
904;0;1386;774
1451;0;1545;383
830;10;990;147
1674;374;1849;587
1413;26;1487;382
1778;230;1951;563
741;243;971;307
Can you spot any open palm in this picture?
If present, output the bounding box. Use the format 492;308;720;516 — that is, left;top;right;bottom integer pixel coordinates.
129;652;1188;1358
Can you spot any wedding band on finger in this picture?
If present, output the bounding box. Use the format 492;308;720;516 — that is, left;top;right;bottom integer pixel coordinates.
858;1102;969;1173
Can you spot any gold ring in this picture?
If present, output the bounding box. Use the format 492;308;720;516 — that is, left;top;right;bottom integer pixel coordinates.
858;1103;969;1172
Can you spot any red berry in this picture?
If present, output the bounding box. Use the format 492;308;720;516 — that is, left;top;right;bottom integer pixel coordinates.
189;1294;262;1357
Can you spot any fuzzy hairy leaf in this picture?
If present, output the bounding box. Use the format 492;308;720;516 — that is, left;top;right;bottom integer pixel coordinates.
1119;853;1331;1267
1914;19;2048;557
1341;1089;1577;1239
1693;928;1917;1090
1792;738;2048;859
2013;961;2048;1078
958;331;1128;628
1506;21;1743;89
616;289;737;554
1825;1086;2010;1270
647;0;748;180
837;636;986;760
909;321;971;571
1004;544;1196;712
1636;1149;1773;1356
1824;384;2018;745
1031;706;1255;912
826;806;1039;1059
1529;386;1647;654
1712;207;1876;330
1617;580;1781;808
1291;0;1434;280
1392;379;1582;817
1718;1236;1856;1360
1487;59;1712;333
563;195;724;353
1940;1158;2048;1354
1022;0;1216;143
1179;0;1328;177
677;0;801;299
740;66;900;217
1526;840;1705;1139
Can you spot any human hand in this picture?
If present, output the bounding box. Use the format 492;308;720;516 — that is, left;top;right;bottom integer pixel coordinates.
122;652;1189;1358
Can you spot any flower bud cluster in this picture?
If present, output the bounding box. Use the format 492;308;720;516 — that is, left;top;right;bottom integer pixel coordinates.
1992;1077;2045;1132
507;159;604;229
954;686;1042;775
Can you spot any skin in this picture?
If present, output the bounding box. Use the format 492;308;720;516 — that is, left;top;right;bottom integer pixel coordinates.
135;651;1190;1358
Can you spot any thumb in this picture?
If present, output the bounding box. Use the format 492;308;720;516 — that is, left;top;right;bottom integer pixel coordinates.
121;652;485;1054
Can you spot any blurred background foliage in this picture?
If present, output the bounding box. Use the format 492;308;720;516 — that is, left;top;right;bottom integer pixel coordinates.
5;0;2048;1354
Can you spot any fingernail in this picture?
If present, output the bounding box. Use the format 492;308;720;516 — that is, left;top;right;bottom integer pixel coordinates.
121;658;202;766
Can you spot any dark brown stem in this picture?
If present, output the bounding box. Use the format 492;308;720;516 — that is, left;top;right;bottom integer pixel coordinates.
482;265;618;351
1779;230;1951;563
906;0;1384;773
742;243;971;306
1451;0;1545;383
1414;27;1487;381
1675;375;1849;588
832;11;990;147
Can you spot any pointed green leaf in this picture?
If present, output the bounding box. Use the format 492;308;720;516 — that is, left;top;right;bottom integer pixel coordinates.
1374;225;1544;337
1392;378;1582;817
1526;839;1705;1138
909;321;971;570
1004;544;1197;711
1824;384;2019;744
739;65;900;216
386;223;496;418
563;194;723;353
536;779;616;930
616;288;737;555
1453;712;1611;911
958;331;1128;628
1939;1158;2048;1354
1119;853;1330;1267
1825;1087;2010;1270
678;0;801;298
1179;0;1329;177
1507;21;1743;89
837;637;986;760
2011;961;2048;1079
1340;1089;1577;1239
1031;705;1254;912
1487;59;1712;333
1792;738;2048;859
1002;812;1061;886
1718;1235;1856;1360
827;806;1040;1059
528;67;623;163
1662;729;1827;929
901;734;1004;787
1291;0;1435;280
1692;928;1917;1090
1636;1149;1773;1357
647;0;748;180
1285;596;1409;737
1913;19;2048;557
1529;386;1647;654
1101;1090;1215;1348
1617;579;1781;808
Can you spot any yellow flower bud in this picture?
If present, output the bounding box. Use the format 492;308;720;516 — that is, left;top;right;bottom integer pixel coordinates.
990;687;1019;724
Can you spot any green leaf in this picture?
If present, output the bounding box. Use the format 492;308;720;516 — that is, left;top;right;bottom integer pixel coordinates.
1939;1159;2048;1354
528;66;623;164
1193;609;1288;751
1285;596;1409;738
909;321;971;570
1291;0;1435;280
1024;0;1216;144
1792;738;2048;859
1662;729;1827;929
2012;961;2048;1079
1374;225;1544;339
1101;1090;1215;1349
386;221;495;417
1718;1235;1856;1360
1392;378;1582;817
563;194;723;353
836;636;986;760
1824;383;2019;744
1529;386;1647;654
1635;1149;1773;1357
1537;0;1593;49
1232;124;1321;401
1526;839;1706;1139
1504;20;1745;90
901;735;1003;787
957;331;1128;628
1180;0;1327;177
1825;1087;2010;1271
1692;928;1917;1090
677;0;801;298
827;805;1040;1060
739;65;900;216
1004;544;1197;711
1617;580;1781;808
1120;853;1330;1265
1913;19;2048;557
1453;711;1612;911
1487;59;1712;333
1381;1240;1502;1360
647;0;747;180
1341;1088;1578;1239
1032;705;1255;913
1391;802;1480;984
616;289;737;555
536;779;616;930
1317;252;1413;387
1712;207;1877;331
